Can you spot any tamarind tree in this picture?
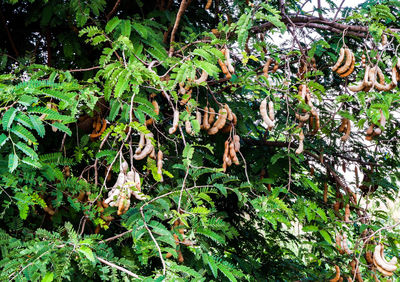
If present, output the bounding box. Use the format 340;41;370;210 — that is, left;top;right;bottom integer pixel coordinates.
1;0;400;280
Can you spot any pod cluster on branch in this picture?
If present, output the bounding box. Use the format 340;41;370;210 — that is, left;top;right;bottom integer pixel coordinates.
90;115;107;140
222;135;240;172
332;47;355;78
373;244;398;276
335;233;353;255
260;98;275;130
104;160;146;215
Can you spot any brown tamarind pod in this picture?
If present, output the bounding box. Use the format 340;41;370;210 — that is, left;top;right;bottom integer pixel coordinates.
366;124;374;135
229;142;239;165
329;265;341;282
202;107;210;130
77;191;86;202
271;62;279;73
263;58;272;78
225;104;233;121
94;225;101;234
260;99;275;129
196;110;202;128
338;118;347;133
339;52;355;77
208;107;215;125
382;34;388;46
232;113;237;126
233;135;240;152
205;0;212;9
90;118;107;139
43;205;56;216
295;129;304;154
336;48;353;75
177;250;184;263
169;110;179;134
310;113;320;135
365;251;374;265
340;119;351;142
323;182;328;203
310;166;314;176
332;48;345;72
157;150;163;182
218;59;231;79
344;204;350;222
166;252;173;259
333;201;340;213
185;120;192;135
208;108;227;135
361;54;366;67
180;89;192;105
224;47;235;74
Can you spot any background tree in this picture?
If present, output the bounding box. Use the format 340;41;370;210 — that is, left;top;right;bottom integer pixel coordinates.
1;0;400;280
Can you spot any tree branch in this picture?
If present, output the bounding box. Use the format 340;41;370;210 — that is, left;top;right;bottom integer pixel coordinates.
250;14;400;38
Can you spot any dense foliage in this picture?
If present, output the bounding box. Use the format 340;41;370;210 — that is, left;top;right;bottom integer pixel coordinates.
1;0;400;280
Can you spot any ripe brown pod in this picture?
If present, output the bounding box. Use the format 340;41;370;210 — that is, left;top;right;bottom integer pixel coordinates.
329;265;341;282
332;48;345;72
224;47;235;74
233;135;240;152
323;182;328;203
202;107;210;130
340;119;351;142
344;204;350;222
208;107;216;125
169;110;179;134
260;99;275;129
263;58;273;78
218;58;231;79
295;129;304;154
268;101;274;121
196;110;202;128
185;120;192;135
361;54;366;67
373;244;397;274
134;133;154;160
208;108;227;135
339;52;355;78
336;48;353;75
157;150;163;182
136;133;145;154
205;0;212;10
180;89;192;105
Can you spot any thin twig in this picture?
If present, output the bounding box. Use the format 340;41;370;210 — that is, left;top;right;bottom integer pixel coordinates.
97;256;139;278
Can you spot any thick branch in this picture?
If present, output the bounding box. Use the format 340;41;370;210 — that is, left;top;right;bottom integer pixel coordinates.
251;14;395;38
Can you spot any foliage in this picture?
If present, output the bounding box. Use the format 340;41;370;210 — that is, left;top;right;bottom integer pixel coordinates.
1;0;400;281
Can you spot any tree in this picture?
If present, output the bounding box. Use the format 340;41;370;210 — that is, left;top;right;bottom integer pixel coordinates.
0;0;400;280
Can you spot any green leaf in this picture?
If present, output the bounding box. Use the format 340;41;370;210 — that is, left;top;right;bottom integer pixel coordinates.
51;122;72;136
15;141;38;160
218;263;237;282
121;20;131;37
0;133;8;148
8;153;18;172
319;229;332;244
108;99;121;121
2;107;17;130
214;183;227;197
11;124;37;145
29;115;46;137
132;22;148;39
41;272;54;282
106;17;121;34
79;245;95;263
21;157;42;169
